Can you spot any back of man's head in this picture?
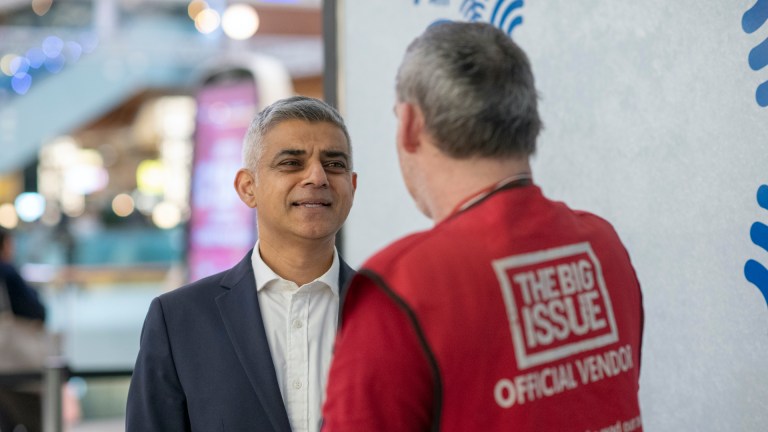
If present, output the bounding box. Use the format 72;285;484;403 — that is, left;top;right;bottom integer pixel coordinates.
396;22;541;159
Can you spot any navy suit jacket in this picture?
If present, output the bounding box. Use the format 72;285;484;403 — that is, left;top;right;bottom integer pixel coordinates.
126;250;355;432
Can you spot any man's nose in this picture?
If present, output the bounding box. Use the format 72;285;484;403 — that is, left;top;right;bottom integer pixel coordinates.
303;161;329;187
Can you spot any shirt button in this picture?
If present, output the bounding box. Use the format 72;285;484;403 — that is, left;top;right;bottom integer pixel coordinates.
293;380;302;389
293;320;303;329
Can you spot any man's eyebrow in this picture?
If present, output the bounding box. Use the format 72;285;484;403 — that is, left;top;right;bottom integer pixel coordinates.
322;150;350;162
272;149;306;161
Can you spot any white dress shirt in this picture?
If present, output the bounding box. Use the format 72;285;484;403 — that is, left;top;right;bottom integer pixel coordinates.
252;241;340;432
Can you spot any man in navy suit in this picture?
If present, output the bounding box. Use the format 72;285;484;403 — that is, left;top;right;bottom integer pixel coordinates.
126;96;357;432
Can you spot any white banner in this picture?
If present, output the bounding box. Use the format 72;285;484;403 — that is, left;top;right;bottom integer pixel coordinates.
336;0;768;430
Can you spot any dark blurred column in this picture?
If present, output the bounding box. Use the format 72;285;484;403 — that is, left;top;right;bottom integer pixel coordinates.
23;158;38;192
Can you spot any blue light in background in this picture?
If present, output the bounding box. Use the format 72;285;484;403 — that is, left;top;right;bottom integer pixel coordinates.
1;27;99;96
26;47;46;69
65;41;83;62
11;73;32;94
9;56;30;75
42;35;64;58
15;193;46;222
44;54;66;74
79;32;99;53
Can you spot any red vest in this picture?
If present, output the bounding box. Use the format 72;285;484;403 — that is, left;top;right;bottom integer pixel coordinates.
362;185;644;432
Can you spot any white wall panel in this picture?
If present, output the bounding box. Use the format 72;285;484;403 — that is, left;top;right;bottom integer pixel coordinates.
337;1;768;429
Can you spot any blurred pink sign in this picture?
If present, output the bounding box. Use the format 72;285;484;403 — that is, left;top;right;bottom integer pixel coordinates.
187;81;258;282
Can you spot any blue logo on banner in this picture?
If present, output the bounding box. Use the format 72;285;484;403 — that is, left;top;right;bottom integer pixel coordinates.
415;0;525;37
742;2;768;308
461;0;486;21
743;0;768;107
488;0;524;36
414;0;449;5
745;185;768;307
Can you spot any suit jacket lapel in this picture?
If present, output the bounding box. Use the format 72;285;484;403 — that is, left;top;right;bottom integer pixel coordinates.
216;251;292;432
337;257;355;303
337;257;358;325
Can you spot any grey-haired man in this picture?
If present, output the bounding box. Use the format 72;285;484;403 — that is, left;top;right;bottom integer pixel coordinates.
323;22;643;432
128;96;357;432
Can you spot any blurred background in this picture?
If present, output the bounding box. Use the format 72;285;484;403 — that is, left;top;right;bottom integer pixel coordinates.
0;0;323;429
6;1;767;431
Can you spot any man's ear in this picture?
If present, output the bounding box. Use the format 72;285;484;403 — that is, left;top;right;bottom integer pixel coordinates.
396;102;425;154
234;168;258;208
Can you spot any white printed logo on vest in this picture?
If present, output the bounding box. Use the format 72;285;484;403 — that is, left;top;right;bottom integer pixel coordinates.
492;242;619;370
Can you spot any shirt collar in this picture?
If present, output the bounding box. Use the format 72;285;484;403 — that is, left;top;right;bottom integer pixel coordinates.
251;240;340;296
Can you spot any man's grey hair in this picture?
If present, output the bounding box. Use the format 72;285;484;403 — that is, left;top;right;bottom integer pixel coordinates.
396;21;542;159
242;96;351;170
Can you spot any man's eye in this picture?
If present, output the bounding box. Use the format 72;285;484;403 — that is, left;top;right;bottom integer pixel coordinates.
279;160;301;167
324;161;347;169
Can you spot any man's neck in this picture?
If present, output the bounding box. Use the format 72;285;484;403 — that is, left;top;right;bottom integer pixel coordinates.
420;145;532;224
257;235;336;286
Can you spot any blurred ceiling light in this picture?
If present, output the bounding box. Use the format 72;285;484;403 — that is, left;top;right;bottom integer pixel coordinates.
195;8;221;34
152;201;181;229
64;166;108;195
64;41;83;62
11;73;32;95
61;194;85;218
79;32;99;53
0;203;19;229
112;193;136;217
188;0;208;19
80;148;104;166
32;0;53;16
26;47;46;68
42;136;80;167
63;149;108;195
162;139;193;160
133;190;159;216
0;54;17;76
42;36;64;58
39;137;80;200
40;204;62;226
137;160;166;195
15;193;46;223
222;4;260;40
44;54;66;74
9;56;30;75
157;96;197;139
